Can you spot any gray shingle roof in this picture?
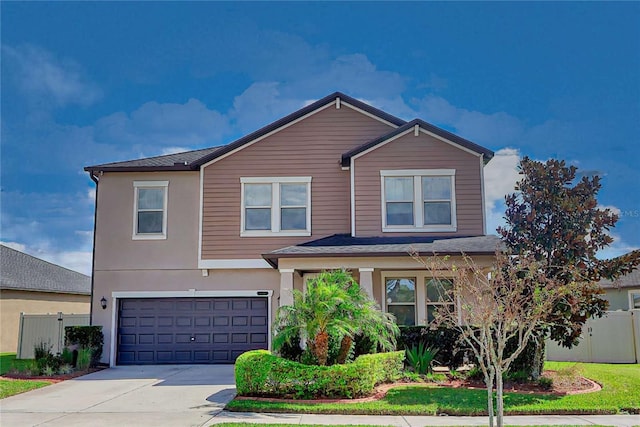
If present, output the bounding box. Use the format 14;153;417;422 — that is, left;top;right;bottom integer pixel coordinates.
600;267;640;289
0;245;91;295
85;146;226;172
263;235;502;267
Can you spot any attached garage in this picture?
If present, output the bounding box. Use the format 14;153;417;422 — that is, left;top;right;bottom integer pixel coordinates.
116;295;269;365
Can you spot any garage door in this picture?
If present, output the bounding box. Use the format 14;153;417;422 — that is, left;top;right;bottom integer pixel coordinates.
117;297;268;365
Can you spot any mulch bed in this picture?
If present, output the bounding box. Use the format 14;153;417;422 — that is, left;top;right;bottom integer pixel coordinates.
235;370;601;405
1;366;106;384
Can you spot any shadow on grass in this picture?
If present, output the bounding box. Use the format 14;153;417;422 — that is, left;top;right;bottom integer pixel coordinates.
381;386;562;415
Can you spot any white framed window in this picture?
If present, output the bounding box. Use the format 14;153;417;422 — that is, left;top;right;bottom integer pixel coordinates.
629;290;640;310
381;169;456;232
132;181;168;240
240;177;312;237
382;271;457;326
385;277;417;326
425;278;455;323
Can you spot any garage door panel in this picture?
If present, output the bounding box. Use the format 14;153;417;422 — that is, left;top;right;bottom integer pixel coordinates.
117;297;268;365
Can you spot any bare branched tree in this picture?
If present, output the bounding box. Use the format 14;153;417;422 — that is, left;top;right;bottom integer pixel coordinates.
412;250;581;427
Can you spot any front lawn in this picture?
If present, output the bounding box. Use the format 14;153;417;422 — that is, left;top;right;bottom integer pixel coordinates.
0;378;50;399
0;353;51;398
0;352;35;375
226;362;640;416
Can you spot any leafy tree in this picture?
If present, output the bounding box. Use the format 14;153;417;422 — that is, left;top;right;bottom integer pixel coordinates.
417;252;581;427
498;157;640;377
272;269;399;366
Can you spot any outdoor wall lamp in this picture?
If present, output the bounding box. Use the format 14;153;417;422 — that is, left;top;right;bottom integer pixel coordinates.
100;297;107;310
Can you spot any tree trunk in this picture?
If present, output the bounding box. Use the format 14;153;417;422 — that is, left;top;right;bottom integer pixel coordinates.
337;335;353;364
314;330;329;366
496;369;504;427
531;335;545;380
485;370;495;427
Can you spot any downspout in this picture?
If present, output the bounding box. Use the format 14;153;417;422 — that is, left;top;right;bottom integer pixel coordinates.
88;170;100;326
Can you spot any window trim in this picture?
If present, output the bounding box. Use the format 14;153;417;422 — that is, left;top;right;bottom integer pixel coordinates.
240;177;312;237
425;277;456;324
381;270;457;326
380;169;457;232
132;181;168;240
628;289;640;310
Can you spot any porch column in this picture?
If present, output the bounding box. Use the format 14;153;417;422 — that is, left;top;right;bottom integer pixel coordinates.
358;268;374;299
279;269;295;307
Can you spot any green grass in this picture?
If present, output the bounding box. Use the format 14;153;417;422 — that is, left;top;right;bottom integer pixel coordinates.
211;425;614;427
0;353;50;398
0;353;35;375
0;379;50;399
226;362;640;416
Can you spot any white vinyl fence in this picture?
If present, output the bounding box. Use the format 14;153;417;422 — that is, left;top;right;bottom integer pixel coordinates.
16;312;90;359
546;310;640;363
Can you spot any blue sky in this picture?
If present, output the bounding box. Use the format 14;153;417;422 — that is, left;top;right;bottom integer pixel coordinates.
2;2;639;275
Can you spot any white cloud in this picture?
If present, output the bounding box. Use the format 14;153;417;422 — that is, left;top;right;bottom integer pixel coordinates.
95;98;230;148
3;44;101;108
597;205;622;217
415;95;525;146
160;147;191;155
1;240;92;276
597;232;639;260
1;241;27;252
483;148;522;234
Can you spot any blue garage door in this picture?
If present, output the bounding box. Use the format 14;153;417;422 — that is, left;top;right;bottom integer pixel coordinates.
117;297;268;364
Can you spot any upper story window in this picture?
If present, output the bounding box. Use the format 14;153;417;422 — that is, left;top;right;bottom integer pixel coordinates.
240;177;312;237
381;169;456;232
133;181;168;240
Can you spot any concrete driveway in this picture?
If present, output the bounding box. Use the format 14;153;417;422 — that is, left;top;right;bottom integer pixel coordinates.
0;364;236;427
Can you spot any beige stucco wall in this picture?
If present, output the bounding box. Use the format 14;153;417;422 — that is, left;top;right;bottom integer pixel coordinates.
604;288;638;311
94;171;200;271
0;290;89;353
92;268;281;364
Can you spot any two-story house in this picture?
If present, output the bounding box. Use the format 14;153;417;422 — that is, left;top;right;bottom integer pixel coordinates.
85;92;498;366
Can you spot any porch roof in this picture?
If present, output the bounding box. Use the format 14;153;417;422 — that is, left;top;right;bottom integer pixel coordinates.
262;234;502;268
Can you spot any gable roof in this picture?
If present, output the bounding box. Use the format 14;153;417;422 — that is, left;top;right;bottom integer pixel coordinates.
84;92;494;173
0;245;91;295
341;119;495;167
190;92;407;168
84;92;406;173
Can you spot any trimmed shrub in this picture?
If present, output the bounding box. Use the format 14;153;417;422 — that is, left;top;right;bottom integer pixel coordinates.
235;350;404;399
398;325;538;376
65;326;103;367
398;326;466;370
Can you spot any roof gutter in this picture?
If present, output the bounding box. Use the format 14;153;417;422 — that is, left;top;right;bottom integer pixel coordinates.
88;171;99;326
262;249;498;269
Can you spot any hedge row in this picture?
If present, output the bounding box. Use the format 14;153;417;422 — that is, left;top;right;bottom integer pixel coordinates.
235;350;404;399
398;326;538;375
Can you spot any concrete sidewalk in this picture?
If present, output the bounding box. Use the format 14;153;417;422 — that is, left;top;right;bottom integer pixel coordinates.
209;411;640;427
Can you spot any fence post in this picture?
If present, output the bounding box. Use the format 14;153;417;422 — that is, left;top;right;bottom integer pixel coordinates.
16;312;25;358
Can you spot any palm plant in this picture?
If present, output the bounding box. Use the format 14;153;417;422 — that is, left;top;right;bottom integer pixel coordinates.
273;269;399;366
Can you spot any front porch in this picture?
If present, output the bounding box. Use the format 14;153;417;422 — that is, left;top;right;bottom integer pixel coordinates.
263;234;500;326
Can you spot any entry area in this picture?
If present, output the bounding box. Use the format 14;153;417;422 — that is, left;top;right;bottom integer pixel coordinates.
117;296;268;364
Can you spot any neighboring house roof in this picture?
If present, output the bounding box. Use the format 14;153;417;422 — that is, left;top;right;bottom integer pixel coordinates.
84;92;493;173
600;267;640;289
0;245;91;295
262;234;502;268
341;118;495;167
